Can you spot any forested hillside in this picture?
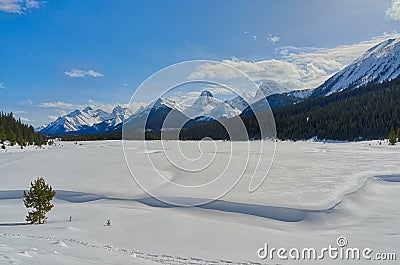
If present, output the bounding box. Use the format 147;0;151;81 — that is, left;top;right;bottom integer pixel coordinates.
0;112;46;147
272;77;400;140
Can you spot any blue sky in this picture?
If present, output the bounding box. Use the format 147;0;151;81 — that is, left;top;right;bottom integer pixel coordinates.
0;0;400;126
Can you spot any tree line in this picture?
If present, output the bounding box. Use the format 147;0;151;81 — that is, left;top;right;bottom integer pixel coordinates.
60;131;122;141
0;112;46;148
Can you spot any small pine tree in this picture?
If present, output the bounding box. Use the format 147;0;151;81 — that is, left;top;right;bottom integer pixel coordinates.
23;177;56;224
106;219;111;226
388;127;397;145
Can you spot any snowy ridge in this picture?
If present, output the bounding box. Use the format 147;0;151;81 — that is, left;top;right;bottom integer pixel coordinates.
226;79;297;112
224;95;250;112
148;98;186;112
256;79;290;97
40;107;110;134
284;88;314;99
39;105;143;134
125;98;185;123
313;38;400;97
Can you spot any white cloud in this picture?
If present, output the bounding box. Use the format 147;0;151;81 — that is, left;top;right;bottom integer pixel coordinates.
205;85;232;95
47;115;58;121
387;0;400;20
0;83;5;95
86;69;103;78
19;116;31;122
14;110;27;114
189;33;400;91
0;0;41;14
20;98;33;105
39;99;130;113
268;33;280;44
64;68;103;78
166;91;200;106
164;85;234;106
64;69;85;78
39;101;76;109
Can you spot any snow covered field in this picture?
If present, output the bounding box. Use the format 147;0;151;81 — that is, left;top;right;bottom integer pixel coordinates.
0;140;399;264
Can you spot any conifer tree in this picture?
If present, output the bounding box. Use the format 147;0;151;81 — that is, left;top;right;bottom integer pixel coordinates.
388;127;397;145
0;125;5;142
23;177;56;224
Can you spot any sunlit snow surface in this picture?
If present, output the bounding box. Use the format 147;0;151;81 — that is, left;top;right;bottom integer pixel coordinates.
0;140;399;264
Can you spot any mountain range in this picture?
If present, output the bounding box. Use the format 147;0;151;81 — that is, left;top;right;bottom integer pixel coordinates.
39;38;400;135
39;105;140;135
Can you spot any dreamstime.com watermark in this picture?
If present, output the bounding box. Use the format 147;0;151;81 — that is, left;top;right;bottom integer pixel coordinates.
257;236;397;261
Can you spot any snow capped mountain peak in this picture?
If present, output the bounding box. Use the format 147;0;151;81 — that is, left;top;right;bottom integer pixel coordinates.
111;106;127;117
363;38;399;59
68;109;81;116
190;91;219;110
82;106;93;113
183;90;241;120
39;104;145;135
200;90;214;97
150;98;185;112
256;79;289;98
112;105;124;112
224;79;292;112
312;38;400;97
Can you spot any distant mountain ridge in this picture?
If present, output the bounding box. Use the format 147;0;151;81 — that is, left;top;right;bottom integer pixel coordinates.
39;105;140;135
39;81;296;135
40;38;400;136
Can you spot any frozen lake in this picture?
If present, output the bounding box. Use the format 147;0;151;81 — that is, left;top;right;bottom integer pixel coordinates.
0;140;399;264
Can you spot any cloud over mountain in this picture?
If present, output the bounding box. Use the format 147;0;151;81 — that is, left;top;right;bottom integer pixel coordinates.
189;34;400;91
386;0;400;20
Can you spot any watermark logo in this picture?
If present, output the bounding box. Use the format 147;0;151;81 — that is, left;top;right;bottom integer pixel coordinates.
122;60;276;206
336;236;348;248
257;236;397;261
